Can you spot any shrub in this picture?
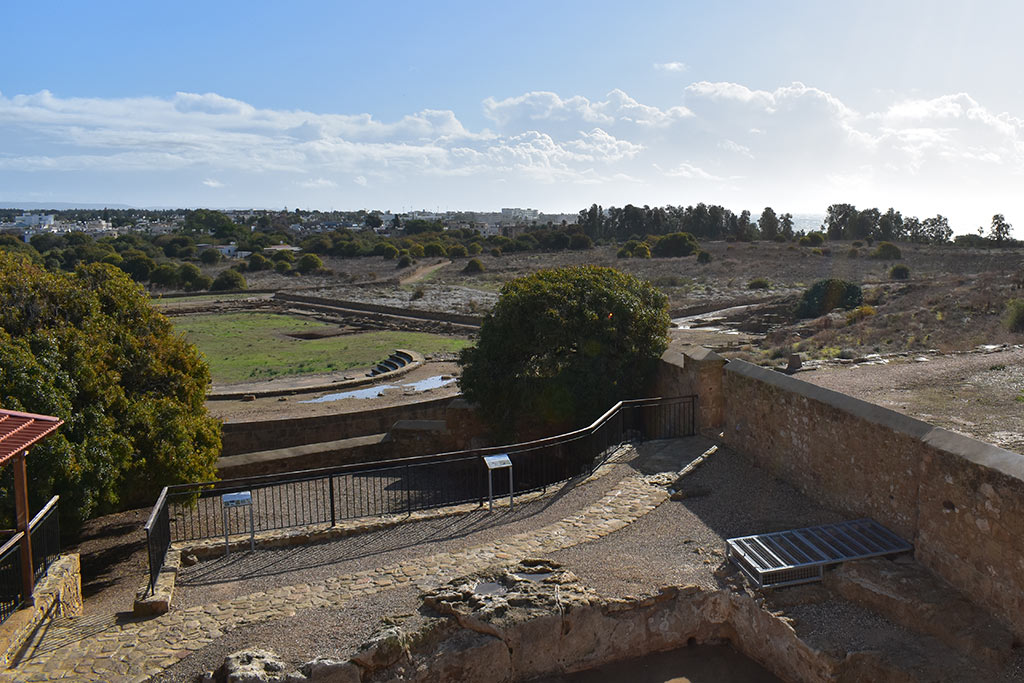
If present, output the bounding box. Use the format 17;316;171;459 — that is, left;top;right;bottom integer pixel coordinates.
846;304;877;324
396;255;413;269
616;247;632;259
468;242;483;255
852;241;863;248
696;250;712;265
747;277;771;290
424;242;446;257
211;268;247;291
270;249;294;263
447;244;468;258
652;232;700;257
199;248;221;265
569;233;593;250
463;258;485;274
411;286;425;300
889;264;910;280
799;231;825;247
296;253;324;274
274;261;291;275
847;248;860;258
795;279;863;318
379;243;399;260
490;247;502;257
872;241;902;259
408;243;425;258
632;243;651;259
459;266;669;435
248;253;271;271
1004;298;1024;332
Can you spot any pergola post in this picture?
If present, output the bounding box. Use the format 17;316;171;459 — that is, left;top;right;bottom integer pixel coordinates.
12;450;33;604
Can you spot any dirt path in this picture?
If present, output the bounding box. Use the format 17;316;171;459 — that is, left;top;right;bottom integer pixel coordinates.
398;259;450;285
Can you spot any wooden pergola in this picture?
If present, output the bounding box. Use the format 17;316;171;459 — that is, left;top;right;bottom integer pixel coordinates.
0;409;63;601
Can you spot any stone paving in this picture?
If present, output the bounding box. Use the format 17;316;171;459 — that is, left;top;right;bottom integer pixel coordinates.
3;444;687;682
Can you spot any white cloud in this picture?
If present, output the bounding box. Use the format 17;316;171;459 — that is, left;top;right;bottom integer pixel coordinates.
298;177;337;189
654;61;688;72
662;162;725;181
719;139;753;158
202;178;224;188
353;176;367;187
483;89;691;130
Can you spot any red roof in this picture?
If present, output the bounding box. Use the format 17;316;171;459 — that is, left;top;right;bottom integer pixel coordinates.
0;409;63;467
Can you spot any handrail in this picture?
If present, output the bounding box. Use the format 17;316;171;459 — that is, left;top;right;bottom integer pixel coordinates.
28;495;59;530
144;487;169;532
0;531;24;558
164;396;684;494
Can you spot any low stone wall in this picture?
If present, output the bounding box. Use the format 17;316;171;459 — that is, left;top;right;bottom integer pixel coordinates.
275;292;483;327
220;396;454;456
653;344;725;437
0;554;82;666
716;359;1024;638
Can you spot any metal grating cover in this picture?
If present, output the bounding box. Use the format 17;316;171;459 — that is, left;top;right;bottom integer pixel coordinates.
726;518;913;588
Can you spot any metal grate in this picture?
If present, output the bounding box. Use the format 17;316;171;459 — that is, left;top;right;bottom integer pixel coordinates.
726;518;912;588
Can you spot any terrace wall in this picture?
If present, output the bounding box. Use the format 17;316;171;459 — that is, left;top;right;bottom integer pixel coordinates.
661;351;1024;638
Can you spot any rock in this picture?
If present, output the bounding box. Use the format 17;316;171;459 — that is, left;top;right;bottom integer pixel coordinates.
242;394;256;402
181;553;199;567
219;649;288;683
300;657;360;682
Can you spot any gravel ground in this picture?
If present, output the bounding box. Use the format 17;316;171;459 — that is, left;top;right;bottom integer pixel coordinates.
799;346;1024;453
549;444;846;598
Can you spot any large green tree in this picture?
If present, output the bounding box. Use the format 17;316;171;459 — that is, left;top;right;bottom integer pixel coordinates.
0;254;220;528
458;266;670;436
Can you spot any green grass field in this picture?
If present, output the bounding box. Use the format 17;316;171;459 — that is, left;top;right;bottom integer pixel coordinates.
173;312;471;384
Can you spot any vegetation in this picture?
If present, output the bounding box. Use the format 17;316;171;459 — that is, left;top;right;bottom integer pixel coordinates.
747;277;771;290
458;266;670;435
211;268;247;291
795;279;863;318
0;254;219;529
889;264;910;280
463;258;485;274
1004;299;1024;333
871;241;903;260
651;232;700;257
174;313;471;383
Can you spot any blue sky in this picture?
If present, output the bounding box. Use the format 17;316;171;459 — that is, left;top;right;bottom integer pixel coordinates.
3;1;1023;233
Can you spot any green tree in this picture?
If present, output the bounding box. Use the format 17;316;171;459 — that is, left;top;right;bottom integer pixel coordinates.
200;248;222;265
795;279;863;318
758;207;779;241
295;253;324;274
458;266;670;435
652;232;700;257
0;254;220;529
989;214;1012;245
211;268;247;291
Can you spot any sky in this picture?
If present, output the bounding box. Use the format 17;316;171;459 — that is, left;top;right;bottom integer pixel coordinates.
2;1;1023;234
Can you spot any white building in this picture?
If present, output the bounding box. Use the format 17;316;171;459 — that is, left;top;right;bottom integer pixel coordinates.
15;214;55;227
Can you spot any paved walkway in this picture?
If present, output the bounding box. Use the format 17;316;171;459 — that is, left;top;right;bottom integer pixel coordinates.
4;446;683;682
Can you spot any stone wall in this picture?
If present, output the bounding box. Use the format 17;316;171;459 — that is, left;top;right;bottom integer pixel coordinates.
0;554;82;666
687;357;1024;638
220;396;454;456
652;344;725;437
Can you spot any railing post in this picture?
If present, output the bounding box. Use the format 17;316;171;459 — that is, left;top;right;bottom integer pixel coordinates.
13;452;34;604
329;475;336;527
405;464;412;515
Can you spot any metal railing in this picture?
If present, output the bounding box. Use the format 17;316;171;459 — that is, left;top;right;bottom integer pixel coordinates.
144;395;696;594
0;495;61;624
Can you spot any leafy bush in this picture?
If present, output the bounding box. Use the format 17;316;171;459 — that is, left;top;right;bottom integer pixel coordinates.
0;255;219;529
889;264;910;280
468;243;483;255
463;258;485;274
424;242;446;257
799;231;825;247
411;286;425;300
872;241;902;260
1004;298;1024;333
274;261;291;274
795;279;863;318
569;233;593;250
490;247;502;257
652;232;700;257
396;255;413;269
248;253;271;271
632;243;651;258
846;304;877;324
459;266;669;435
696;250;712;265
199;248;221;265
211;268;247;291
616;247;632;259
747;277;771;290
296;253;324;274
447;244;468;258
379;243;399;260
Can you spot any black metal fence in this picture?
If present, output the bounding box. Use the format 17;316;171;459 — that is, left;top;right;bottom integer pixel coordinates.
144;395;696;594
0;495;61;624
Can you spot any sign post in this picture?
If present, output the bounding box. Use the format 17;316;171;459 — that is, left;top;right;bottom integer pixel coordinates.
222;491;254;555
482;454;513;512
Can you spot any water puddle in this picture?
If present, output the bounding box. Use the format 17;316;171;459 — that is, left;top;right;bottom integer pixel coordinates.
300;386;395;403
301;375;456;403
473;581;507;596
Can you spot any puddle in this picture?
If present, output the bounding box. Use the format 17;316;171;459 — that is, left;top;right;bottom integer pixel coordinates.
511;572;553;583
403;375;457;391
474;581;507;596
300;386;395;403
300;375;457;403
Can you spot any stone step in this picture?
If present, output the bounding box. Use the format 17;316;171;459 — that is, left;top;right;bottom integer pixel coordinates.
824;557;1016;668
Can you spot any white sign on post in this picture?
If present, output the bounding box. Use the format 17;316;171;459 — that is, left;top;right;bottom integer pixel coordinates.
483;454;514;512
222;491;255;555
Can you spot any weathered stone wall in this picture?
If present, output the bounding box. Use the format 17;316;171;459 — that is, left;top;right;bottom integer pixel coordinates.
652;344;725;437
220;396;454;456
704;358;1024;638
0;553;82;667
